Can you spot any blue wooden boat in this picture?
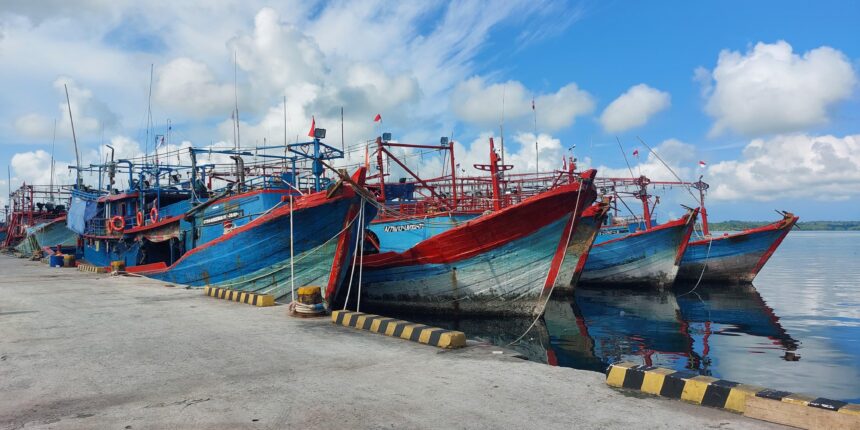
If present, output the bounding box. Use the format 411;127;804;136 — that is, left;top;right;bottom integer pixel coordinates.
551;199;611;293
580;208;698;288
133;168;376;305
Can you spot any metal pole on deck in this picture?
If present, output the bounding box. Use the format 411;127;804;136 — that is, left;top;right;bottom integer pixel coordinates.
289;194;295;303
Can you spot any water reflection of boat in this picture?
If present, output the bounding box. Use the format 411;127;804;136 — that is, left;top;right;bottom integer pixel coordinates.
674;284;799;355
539;283;797;374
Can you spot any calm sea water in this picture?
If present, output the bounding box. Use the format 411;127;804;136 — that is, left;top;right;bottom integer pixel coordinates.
379;231;860;402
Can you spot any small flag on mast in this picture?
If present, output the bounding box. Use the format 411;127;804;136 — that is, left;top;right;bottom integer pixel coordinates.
698;160;707;168
373;113;382;122
632;149;639;157
307;116;315;137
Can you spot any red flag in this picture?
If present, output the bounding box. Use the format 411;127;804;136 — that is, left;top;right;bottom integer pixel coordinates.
698;160;707;167
373;113;382;122
307;116;315;137
633;149;639;157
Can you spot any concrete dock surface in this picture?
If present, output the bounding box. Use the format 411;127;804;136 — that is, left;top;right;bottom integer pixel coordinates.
0;256;784;429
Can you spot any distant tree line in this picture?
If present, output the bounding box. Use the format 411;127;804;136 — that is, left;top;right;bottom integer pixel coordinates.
709;221;860;231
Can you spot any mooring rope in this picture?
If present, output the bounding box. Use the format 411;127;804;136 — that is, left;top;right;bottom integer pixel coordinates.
508;176;586;346
677;235;714;297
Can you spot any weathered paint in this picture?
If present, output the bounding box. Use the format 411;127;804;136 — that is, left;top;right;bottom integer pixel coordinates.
551;201;611;293
677;214;798;283
580;209;698;288
359;173;597;316
368;213;478;253
135;192;376;305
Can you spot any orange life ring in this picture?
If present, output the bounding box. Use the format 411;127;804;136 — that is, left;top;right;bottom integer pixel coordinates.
110;215;125;232
136;211;144;226
150;207;159;223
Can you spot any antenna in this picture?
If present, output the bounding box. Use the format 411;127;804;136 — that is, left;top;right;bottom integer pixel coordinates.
64;83;81;187
234;51;240;150
146;64;153;163
340;106;345;152
636;136;699;203
50;118;56;201
500;83;506;167
284;96;295;170
532;98;538;175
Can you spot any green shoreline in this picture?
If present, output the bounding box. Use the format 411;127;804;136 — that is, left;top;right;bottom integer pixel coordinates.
708;221;860;231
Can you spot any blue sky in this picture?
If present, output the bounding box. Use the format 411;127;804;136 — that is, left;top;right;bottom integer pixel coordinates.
1;0;858;221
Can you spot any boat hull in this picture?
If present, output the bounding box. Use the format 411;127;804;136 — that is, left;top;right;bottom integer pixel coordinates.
580;209;698;288
358;173;597;316
133;182;376;307
677;214;798;283
552;201;610;294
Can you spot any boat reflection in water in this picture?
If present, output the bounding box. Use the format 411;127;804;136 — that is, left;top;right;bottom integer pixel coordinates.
369;283;798;378
541;283;798;375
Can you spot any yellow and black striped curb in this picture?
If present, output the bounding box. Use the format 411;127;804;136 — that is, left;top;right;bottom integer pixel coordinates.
77;263;109;273
332;310;466;349
203;286;274;307
606;362;859;428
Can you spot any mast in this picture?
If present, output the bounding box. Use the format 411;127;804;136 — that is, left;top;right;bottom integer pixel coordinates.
638;176;652;229
488;138;501;211
233;51;240;150
146;64;153;165
375;136;386;201
50;118;56;201
448;139;458;209
694;176;710;236
64;84;82;187
473;138;512;212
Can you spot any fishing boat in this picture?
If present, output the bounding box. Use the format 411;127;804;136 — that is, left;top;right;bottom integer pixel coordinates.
14;216;77;256
550;198;611;294
133;166;375;305
120;131;378;306
579;176;698;287
2;183;70;250
357;137;598;316
676;178;798;283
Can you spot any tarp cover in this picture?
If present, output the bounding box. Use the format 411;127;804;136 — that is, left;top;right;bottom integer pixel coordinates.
67;196;98;234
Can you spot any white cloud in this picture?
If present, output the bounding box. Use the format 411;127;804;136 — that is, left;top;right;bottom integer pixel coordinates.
699;41;856;136
600;84;670;133
14;113;53;139
13;77;119;141
154;58;235;118
451;77;594;132
706;134;860;201
596;138;698;183
10;149;74;186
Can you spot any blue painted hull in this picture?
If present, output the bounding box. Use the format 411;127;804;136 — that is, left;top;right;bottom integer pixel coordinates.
678;224;792;283
581;214;695;287
360;215;573;316
368;213;478;253
552;207;607;293
144;195;376;304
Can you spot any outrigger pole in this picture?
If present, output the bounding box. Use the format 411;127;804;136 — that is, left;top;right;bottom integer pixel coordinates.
64;84;82;188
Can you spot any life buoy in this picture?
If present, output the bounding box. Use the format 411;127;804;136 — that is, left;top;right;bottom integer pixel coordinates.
110;216;125;232
136;211;144;226
150;207;159;223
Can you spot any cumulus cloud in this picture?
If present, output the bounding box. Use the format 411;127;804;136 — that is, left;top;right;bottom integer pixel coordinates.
13;77;119;140
596;138;698;182
154;58;235;118
698;41;856;136
451;77;594;131
600;84;671;133
706;134;860;201
10;150;74;186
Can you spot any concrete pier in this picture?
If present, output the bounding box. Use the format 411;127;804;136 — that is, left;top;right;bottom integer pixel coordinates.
0;256;783;429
